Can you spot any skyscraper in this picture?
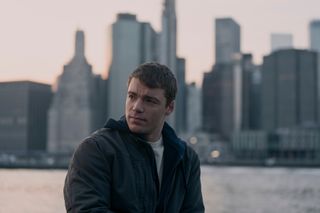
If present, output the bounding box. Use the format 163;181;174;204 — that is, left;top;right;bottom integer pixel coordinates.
175;57;187;133
202;58;244;138
202;68;221;133
309;20;320;123
186;83;202;133
215;18;241;64
48;30;106;153
159;0;178;128
261;49;318;131
310;20;320;52
241;54;261;130
159;0;177;73
270;33;293;52
108;14;158;119
203;17;245;138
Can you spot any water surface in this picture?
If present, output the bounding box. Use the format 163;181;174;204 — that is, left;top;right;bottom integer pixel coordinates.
1;166;320;213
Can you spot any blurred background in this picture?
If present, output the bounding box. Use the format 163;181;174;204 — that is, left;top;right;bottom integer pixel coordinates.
1;0;320;212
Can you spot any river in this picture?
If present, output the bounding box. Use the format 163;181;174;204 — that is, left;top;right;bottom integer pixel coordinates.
1;166;320;213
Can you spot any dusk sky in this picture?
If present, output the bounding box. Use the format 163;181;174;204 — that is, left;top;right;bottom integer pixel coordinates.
1;0;320;85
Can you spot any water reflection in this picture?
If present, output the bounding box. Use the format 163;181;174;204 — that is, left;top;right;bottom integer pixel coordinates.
201;166;320;213
1;166;320;213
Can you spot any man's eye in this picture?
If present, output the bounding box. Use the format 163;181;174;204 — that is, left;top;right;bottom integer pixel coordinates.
146;98;156;104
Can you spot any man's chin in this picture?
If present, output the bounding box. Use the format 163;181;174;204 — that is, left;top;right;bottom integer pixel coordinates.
128;124;146;134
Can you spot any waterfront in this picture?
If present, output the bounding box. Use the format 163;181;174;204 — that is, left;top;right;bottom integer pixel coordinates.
1;166;320;213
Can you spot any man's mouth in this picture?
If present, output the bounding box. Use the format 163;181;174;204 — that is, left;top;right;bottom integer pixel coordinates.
129;116;146;122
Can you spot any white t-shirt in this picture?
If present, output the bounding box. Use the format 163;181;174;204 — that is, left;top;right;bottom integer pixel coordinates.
147;137;164;186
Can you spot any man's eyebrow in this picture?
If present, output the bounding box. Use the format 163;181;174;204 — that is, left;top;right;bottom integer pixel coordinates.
127;91;161;103
127;91;137;95
143;95;160;103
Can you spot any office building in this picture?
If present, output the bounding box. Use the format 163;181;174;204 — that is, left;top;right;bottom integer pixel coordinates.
159;0;177;72
261;49;318;131
270;33;293;52
175;57;187;133
186;82;202;133
309;20;320;123
203;17;242;136
215;18;241;64
203;53;259;137
241;54;261;130
159;0;178;128
232;128;320;164
202;62;239;137
310;20;320;52
0;81;52;152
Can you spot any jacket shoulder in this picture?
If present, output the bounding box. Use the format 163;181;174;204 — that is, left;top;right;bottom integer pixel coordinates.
90;127;116;140
184;143;200;161
76;128;126;155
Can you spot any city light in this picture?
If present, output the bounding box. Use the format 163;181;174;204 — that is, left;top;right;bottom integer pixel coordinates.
211;150;220;159
190;136;198;145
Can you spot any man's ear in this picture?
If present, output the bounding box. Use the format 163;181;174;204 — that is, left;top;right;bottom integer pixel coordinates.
165;101;174;116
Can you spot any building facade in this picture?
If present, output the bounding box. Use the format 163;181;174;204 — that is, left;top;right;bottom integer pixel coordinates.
159;0;177;72
310;20;320;52
261;49;318;131
0;81;52;152
202;62;239;137
203;17;242;137
309;20;320;123
175;57;187;133
186;82;202;133
241;54;261;130
215;18;241;64
48;30;107;153
232;128;320;164
159;0;178;128
203;53;260;138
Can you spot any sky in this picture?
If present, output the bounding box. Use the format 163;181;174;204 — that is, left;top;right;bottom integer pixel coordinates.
1;0;320;86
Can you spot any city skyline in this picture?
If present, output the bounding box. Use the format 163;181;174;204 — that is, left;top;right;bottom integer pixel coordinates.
1;0;320;85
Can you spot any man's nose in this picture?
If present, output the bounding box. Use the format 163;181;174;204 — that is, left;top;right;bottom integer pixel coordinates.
132;99;144;113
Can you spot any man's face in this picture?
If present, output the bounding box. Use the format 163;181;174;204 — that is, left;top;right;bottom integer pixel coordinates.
125;77;174;142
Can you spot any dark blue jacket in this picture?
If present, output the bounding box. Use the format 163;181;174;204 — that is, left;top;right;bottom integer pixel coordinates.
64;117;205;212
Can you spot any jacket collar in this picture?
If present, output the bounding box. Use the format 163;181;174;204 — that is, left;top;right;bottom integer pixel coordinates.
104;116;186;158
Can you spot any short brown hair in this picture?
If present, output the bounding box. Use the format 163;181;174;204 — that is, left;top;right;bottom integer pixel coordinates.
128;62;177;105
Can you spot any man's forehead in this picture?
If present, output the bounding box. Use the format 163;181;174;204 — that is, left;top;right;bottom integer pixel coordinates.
128;78;165;98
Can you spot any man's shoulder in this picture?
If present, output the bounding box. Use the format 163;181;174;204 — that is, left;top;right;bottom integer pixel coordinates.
167;136;198;161
186;144;199;155
182;142;200;164
94;127;127;138
79;128;125;151
91;127;116;138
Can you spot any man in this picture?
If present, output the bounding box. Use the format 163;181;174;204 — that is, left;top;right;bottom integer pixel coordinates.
64;62;205;212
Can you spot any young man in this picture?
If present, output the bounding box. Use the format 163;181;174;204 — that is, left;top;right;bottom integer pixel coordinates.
64;62;205;212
